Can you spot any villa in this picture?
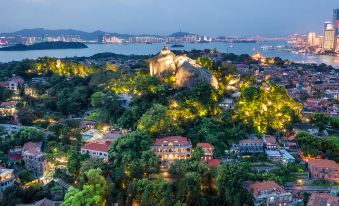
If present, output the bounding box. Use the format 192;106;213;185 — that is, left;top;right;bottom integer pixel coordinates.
151;136;192;168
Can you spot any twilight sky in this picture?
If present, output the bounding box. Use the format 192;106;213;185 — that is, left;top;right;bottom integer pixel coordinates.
1;0;337;36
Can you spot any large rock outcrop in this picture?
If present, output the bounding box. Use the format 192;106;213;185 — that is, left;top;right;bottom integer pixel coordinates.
149;47;218;89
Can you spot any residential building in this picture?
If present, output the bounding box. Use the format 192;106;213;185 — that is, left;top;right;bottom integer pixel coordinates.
0;76;24;94
333;9;339;35
246;181;297;206
263;136;278;150
0;166;14;192
80;142;110;161
0;101;16;116
307;192;339;206
197;143;215;162
17;198;62;206
151;136;192;167
308;159;339;182
219;98;235;110
239;139;264;154
22;141;46;177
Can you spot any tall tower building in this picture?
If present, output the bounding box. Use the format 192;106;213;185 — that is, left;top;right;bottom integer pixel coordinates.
323;23;335;51
307;32;316;45
333;9;339;35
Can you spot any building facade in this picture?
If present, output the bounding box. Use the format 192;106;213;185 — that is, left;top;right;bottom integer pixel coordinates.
239;139;264;154
333;9;339;35
0;166;14;192
151;136;192;167
22;141;46;177
323;23;335;51
197;143;214;162
246;181;297;206
80;142;110;161
308;159;339;182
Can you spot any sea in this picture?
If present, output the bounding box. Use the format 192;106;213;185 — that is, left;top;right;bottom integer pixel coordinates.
1;41;339;68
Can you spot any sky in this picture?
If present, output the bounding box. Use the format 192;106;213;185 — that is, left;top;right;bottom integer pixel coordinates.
0;0;337;36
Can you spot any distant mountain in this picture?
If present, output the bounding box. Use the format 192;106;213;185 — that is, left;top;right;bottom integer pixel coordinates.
0;28;165;40
168;32;197;38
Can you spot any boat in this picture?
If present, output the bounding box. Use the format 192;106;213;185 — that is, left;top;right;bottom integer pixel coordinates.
171;44;184;48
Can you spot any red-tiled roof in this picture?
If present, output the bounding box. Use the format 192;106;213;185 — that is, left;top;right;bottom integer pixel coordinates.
265;136;277;144
22;141;43;156
0;82;7;87
0;101;16;107
207;159;221;166
153;136;190;145
307;192;339;206
250;181;286;197
308;159;339;169
81;142;110;152
197;143;215;149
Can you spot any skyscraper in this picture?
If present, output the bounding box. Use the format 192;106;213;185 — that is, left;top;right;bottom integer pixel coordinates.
307;32;316;45
323;23;335;51
333;9;339;35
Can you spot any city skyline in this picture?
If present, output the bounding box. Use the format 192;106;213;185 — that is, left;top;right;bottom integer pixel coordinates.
0;0;337;36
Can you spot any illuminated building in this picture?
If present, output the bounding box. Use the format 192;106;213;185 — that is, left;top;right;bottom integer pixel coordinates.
336;36;339;52
313;36;323;47
308;159;339;182
151;136;192;168
22;141;46;177
0;101;17;117
323;23;335;51
333;9;339;35
0;166;14;192
307;32;316;45
245;181;297;206
80;142;110;161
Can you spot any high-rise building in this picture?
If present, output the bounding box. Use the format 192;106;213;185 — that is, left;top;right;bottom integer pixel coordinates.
323;23;335;51
333;9;339;35
336;36;339;51
307;32;316;45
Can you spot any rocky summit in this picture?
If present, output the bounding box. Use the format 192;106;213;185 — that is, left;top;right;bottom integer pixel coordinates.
149;47;218;89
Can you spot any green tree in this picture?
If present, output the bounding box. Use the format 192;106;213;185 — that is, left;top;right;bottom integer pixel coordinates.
216;164;251;206
62;168;108;206
137;104;184;137
18;170;34;184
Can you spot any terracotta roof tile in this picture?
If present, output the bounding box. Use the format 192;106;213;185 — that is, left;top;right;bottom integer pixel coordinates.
207;159;221;166
81;142;110;152
153;136;191;146
250;181;286;197
308;159;339;169
197;143;215;149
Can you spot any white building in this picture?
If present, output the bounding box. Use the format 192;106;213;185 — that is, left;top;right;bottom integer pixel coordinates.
80;142;110;161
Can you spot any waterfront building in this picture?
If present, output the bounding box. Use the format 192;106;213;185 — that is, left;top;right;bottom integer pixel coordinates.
80;142;110;161
323;23;335;51
308;159;339;182
151;136;192;167
22;141;46;177
245;181;297;206
307;32;316;45
336;36;339;52
333;9;339;35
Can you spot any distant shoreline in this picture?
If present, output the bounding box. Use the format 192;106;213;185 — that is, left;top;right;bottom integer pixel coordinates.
0;41;88;51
